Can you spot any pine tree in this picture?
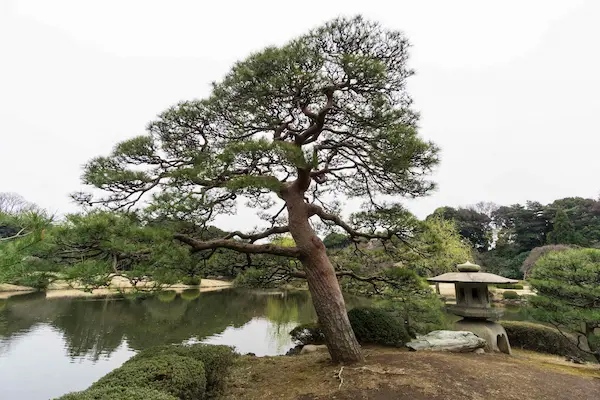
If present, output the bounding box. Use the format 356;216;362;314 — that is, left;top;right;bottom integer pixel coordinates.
529;248;600;362
72;16;439;363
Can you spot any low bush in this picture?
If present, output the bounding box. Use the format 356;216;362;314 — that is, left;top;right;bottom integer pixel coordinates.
181;276;201;286
502;291;520;300
56;386;178;400
348;307;411;347
290;308;410;348
92;354;206;400
290;323;326;345
501;321;595;361
130;344;236;397
495;283;524;290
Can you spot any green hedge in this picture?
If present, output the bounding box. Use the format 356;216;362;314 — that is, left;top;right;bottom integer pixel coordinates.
502;290;520;300
56;386;178;400
495;283;524;290
129;344;236;397
501;321;594;361
291;307;410;347
92;354;206;400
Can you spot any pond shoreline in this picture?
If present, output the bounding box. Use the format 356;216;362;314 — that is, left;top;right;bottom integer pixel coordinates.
0;278;232;299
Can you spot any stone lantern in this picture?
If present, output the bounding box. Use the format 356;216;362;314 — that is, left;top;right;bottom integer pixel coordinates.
428;261;517;354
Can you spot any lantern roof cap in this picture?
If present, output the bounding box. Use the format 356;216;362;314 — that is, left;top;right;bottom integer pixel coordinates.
427;261;519;284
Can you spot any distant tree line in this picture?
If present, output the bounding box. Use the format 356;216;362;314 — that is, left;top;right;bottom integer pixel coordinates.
425;197;600;278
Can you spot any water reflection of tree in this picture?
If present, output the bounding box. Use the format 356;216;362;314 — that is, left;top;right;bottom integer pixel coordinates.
0;289;326;360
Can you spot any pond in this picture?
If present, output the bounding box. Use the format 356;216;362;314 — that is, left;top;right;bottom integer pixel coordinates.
0;288;370;400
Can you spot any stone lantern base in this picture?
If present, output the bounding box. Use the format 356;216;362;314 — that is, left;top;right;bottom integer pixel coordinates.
454;319;512;354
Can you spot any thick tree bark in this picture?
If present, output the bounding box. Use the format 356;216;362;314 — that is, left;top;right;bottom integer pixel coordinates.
283;186;363;363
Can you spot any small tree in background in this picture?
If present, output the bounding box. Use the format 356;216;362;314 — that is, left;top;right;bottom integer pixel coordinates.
0;192;40;215
547;209;580;245
71;16;439;363
428;206;492;251
529;248;600;362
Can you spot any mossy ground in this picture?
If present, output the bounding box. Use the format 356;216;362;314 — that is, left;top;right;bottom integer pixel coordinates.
223;347;600;400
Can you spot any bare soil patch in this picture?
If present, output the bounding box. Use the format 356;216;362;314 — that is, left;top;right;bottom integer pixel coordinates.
224;347;600;400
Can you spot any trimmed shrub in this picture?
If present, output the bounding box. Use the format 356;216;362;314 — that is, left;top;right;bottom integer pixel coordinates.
56;386;178;400
347;307;411;346
495;283;524;290
130;344;236;397
92;354;206;400
502;291;520;300
501;321;595;361
290;308;410;348
181;276;201;286
290;323;326;345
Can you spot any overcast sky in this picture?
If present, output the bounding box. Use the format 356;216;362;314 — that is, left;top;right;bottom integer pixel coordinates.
1;0;599;231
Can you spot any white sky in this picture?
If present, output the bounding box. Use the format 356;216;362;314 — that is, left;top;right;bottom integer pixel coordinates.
1;0;599;231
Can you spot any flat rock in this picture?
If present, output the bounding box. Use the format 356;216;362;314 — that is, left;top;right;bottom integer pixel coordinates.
300;344;328;354
406;330;486;353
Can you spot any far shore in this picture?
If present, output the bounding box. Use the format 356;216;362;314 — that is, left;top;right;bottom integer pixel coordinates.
0;277;232;299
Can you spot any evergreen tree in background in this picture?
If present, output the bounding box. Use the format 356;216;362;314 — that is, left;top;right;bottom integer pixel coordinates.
546;209;580;245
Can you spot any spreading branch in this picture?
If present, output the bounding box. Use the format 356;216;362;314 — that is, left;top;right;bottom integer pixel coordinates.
224;226;290;243
308;204;393;240
174;233;301;258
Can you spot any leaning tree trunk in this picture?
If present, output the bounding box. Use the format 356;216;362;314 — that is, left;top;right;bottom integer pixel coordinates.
284;189;363;363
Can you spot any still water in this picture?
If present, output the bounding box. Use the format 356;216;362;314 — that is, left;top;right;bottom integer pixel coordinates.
0;289;368;400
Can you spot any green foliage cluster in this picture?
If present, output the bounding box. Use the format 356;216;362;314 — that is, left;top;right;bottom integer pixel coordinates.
0;211;54;288
429;206;492;250
502;291;520;300
289;323;326;345
546;209;580;245
331;216;471;285
528;248;600;362
290;307;410;347
129;344;236;397
495;283;524;290
521;244;573;278
56;386;178;400
477;249;529;280
347;307;411;346
92;354;206;400
56;344;236;400
501;321;596;362
0;210;249;290
322;232;351;249
326;218;463;336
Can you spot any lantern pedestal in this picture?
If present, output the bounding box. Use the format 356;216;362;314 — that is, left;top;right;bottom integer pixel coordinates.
454;319;512;354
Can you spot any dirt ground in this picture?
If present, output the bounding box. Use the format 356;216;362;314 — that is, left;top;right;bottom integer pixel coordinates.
224;347;600;400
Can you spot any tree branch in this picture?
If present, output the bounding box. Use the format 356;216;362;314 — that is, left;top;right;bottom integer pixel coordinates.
307;204;392;240
174;233;301;257
0;228;28;241
224;225;290;243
